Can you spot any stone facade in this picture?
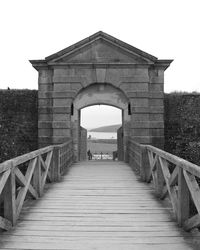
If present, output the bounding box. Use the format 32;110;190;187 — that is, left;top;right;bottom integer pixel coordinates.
30;31;172;161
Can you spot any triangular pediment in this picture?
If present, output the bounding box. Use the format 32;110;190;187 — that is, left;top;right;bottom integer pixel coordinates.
46;31;158;64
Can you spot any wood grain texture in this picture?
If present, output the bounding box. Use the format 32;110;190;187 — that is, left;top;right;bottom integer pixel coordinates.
0;161;200;250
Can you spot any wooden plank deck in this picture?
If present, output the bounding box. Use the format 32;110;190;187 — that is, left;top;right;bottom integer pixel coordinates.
0;161;200;250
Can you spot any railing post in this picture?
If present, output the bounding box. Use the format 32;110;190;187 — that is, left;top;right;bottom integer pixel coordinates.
141;146;148;182
155;160;165;197
33;156;42;197
4;165;16;226
52;146;61;182
178;167;190;226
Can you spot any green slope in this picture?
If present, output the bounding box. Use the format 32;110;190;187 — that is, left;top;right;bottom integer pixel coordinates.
89;124;121;133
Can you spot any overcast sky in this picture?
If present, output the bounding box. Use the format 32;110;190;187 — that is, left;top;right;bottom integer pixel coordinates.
0;0;199;128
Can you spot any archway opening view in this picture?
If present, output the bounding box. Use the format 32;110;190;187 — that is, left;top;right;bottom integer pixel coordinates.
81;105;122;161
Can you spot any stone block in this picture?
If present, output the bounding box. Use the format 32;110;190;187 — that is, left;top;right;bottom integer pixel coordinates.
39;91;76;99
150;128;164;137
71;83;82;91
127;92;163;99
38;113;53;121
53;76;86;83
38;107;71;114
149;113;163;121
131;113;149;122
149;83;163;92
150;75;164;84
131;121;164;129
38;122;52;129
131;106;164;114
38;128;52;136
120;83;148;92
149;99;163;106
53;114;71;121
53;128;71;137
38;121;71;129
54;83;71;92
130;98;149;107
52;136;71;144
130;135;165;145
38;69;53;84
39;83;53;91
53;98;71;107
121;75;149;83
149;69;164;83
38;99;52;106
53;121;71;129
130;136;152;144
131;129;150;136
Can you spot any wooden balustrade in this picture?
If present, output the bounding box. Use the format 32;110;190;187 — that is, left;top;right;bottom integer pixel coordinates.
0;140;73;231
128;138;200;232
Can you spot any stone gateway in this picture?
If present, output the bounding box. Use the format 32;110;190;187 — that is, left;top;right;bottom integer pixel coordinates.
30;31;172;161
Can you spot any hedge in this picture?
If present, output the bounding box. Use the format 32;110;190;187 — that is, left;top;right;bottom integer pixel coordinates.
164;92;200;165
0;90;38;163
1;90;200;167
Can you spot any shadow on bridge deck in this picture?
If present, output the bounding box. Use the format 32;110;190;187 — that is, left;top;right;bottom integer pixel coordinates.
0;161;200;250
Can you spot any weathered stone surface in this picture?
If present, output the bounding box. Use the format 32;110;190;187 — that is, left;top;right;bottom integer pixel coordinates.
149;83;163;92
79;127;87;161
53;83;71;91
39;84;53;91
38;113;53;121
39;91;76;99
38;128;52;136
131;121;164;129
131;113;149;122
131;106;164;114
53;98;72;107
38;121;71;129
39;107;71;114
130;98;149;107
30;31;172;159
120;83;149;92
38;98;53;106
149;99;163;106
53;114;71;121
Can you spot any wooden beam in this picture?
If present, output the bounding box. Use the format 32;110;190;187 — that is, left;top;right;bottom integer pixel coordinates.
4;167;16;226
177;168;190;226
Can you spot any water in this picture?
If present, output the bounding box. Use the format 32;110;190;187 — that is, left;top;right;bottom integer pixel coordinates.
87;132;117;139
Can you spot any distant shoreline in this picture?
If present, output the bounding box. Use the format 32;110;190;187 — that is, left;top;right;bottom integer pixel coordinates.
89;124;121;133
88;139;117;144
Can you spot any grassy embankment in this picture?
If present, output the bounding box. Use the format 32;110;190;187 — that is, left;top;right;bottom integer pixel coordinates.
87;139;117;154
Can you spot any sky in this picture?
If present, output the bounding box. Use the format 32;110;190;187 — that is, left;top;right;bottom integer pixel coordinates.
81;105;122;129
0;0;199;128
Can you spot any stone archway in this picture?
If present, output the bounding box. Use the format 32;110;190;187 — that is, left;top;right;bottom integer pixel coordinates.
30;31;172;161
71;83;129;161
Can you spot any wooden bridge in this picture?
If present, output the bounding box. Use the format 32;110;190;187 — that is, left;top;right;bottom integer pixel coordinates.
1;139;200;249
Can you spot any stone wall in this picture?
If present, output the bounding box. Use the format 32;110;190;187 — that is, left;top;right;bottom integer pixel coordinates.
79;126;87;161
117;126;124;161
1;90;200;167
0;90;38;163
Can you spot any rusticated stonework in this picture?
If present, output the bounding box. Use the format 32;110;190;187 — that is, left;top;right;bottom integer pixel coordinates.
30;31;172;161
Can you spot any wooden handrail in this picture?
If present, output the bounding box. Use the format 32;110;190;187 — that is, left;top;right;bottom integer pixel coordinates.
0;140;73;231
128;138;200;232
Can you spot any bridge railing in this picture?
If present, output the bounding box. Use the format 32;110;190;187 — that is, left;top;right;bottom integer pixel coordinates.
0;140;73;231
128;138;200;232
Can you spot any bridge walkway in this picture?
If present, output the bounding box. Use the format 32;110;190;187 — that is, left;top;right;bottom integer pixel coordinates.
0;161;200;250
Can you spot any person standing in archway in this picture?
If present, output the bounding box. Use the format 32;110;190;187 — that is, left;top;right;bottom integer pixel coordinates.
87;150;92;160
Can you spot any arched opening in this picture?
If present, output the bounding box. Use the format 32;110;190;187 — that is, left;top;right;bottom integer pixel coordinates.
71;83;130;162
81;105;122;160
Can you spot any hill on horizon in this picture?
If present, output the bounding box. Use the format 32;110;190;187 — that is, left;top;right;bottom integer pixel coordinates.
89;124;121;133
